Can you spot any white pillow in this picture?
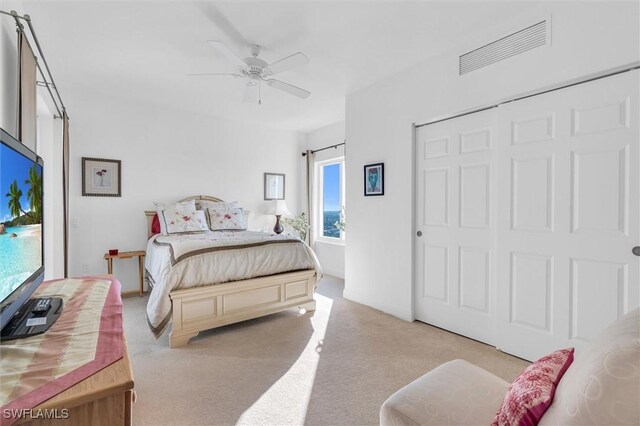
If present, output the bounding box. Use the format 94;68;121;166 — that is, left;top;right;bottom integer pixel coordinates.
164;209;208;234
207;207;247;231
154;200;198;235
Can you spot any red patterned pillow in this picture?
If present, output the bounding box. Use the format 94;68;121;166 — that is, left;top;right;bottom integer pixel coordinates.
492;348;574;426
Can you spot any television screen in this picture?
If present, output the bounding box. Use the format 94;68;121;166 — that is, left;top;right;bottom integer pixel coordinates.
0;130;44;323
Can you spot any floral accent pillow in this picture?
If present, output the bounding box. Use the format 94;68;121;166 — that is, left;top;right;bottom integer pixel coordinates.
154;200;197;235
207;207;246;231
492;348;574;426
163;209;208;234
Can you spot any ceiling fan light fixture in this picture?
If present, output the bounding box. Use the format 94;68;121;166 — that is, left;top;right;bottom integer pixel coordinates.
193;40;311;101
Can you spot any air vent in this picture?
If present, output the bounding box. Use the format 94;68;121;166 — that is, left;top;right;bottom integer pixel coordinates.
459;19;549;75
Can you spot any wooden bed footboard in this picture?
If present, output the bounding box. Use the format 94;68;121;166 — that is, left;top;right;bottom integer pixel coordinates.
168;269;317;347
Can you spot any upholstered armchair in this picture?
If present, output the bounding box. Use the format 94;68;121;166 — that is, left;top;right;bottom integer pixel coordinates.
380;308;640;425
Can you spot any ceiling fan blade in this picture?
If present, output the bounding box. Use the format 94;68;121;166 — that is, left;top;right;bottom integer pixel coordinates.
243;81;259;103
196;3;249;48
188;73;243;78
265;52;309;75
265;79;311;99
207;40;246;67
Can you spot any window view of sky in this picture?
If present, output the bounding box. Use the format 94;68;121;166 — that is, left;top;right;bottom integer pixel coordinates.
323;163;341;212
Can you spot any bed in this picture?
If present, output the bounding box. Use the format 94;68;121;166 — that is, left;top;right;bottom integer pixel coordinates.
144;195;321;347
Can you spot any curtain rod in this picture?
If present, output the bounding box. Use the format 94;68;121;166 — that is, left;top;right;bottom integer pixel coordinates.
301;141;346;157
19;21;62;118
1;9;68;119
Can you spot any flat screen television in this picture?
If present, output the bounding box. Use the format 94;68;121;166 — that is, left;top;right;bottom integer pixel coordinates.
0;128;62;340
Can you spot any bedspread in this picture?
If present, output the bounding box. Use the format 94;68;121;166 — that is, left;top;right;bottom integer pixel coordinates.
145;231;321;337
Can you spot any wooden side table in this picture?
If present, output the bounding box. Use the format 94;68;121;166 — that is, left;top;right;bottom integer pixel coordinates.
104;251;146;296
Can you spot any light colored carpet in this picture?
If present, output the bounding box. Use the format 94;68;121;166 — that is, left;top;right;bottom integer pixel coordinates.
123;276;528;426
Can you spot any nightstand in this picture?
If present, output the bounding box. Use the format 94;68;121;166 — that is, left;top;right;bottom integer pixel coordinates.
104;250;146;296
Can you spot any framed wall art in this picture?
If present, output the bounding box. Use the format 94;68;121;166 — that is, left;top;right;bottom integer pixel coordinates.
364;162;384;196
82;157;121;197
264;172;285;200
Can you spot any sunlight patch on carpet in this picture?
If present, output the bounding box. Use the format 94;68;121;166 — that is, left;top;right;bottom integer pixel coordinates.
236;293;334;425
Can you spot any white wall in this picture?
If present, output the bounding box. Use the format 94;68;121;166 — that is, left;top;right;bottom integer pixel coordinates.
344;2;640;320
66;90;303;292
302;121;345;278
37;94;65;280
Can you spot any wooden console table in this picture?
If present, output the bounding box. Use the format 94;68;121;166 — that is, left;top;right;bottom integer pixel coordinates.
17;345;134;426
3;276;134;426
104;251;146;296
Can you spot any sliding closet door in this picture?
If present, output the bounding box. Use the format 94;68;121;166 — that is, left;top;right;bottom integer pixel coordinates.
495;70;640;360
414;109;497;345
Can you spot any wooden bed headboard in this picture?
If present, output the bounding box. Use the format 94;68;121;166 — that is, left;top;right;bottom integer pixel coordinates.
145;195;251;238
178;195;224;204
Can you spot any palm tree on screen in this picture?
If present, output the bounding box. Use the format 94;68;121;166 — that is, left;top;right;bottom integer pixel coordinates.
6;180;25;219
25;164;42;219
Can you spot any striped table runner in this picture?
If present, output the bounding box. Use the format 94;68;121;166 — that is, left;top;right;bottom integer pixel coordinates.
0;277;123;425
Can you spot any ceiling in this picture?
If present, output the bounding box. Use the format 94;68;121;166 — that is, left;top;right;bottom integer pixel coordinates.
6;1;539;132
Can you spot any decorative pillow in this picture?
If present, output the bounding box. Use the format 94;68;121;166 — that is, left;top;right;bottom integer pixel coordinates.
154;208;167;235
163;209;208;234
154;200;197;235
151;213;161;235
492;348;574;426
207;207;246;231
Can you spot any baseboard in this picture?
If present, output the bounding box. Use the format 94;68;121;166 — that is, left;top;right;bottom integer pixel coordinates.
343;288;413;322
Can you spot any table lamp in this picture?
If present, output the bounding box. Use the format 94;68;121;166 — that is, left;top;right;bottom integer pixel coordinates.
273;200;292;234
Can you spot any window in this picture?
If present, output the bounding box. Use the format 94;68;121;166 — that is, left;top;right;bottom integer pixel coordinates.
316;158;345;241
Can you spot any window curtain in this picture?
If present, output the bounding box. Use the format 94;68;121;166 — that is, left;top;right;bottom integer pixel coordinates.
18;31;37;150
305;149;315;246
62;111;70;277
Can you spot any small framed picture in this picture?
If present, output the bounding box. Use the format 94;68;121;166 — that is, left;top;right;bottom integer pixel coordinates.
264;172;285;200
82;157;121;197
364;162;384;196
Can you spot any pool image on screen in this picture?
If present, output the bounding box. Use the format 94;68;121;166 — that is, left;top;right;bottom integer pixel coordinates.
0;142;43;302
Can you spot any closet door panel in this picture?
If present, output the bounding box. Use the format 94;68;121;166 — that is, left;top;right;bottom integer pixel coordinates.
497;94;570;360
509;252;553;332
496;70;639;361
511;155;554;232
415;109;497;346
569;258;628;342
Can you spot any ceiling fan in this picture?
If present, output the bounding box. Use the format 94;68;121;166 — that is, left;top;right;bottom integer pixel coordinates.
190;41;311;103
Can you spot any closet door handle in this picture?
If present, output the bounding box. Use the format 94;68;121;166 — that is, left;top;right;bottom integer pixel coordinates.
633;246;640;256
416;231;423;237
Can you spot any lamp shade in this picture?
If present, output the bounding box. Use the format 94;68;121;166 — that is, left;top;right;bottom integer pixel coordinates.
273;200;292;216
